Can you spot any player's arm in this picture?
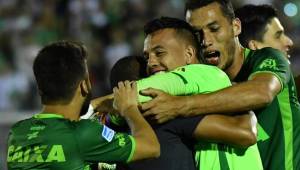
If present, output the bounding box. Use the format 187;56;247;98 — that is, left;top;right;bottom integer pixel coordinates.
141;52;288;122
141;73;281;118
90;94;114;113
113;81;160;161
193;111;257;148
182;73;281;115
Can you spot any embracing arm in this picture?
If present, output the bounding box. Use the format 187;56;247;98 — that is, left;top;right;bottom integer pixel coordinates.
193;111;257;148
91;94;114;112
141;73;281;122
185;73;281;116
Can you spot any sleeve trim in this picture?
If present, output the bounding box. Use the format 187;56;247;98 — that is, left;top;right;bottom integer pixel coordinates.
248;71;284;92
126;135;136;162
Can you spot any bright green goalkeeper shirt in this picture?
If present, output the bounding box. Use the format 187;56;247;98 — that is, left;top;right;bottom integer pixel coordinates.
7;113;135;170
136;64;263;170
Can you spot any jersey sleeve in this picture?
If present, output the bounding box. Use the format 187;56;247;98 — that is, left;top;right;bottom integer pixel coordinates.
249;48;290;90
137;64;231;103
165;116;204;140
76;119;135;163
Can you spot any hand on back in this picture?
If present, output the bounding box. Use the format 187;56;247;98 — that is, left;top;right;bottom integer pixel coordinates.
113;81;138;116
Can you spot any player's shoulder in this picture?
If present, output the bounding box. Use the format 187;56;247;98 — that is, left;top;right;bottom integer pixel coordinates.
177;64;223;72
77;119;102;129
75;119;104;137
252;47;285;59
10;117;33;131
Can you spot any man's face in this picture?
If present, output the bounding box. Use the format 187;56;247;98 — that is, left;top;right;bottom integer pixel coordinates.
255;17;293;58
186;2;239;71
143;29;191;75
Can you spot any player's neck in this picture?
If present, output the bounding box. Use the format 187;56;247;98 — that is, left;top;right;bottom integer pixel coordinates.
42;101;81;121
225;43;244;80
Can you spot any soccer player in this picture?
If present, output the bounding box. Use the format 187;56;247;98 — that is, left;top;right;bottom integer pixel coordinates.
235;4;293;60
139;1;300;170
235;4;300;102
6;41;160;170
98;17;262;170
108;56;259;170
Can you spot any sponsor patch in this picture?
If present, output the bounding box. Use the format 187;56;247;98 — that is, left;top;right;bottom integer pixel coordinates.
102;125;115;142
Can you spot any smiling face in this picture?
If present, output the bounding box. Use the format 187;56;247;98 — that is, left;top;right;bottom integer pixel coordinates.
253;17;293;58
143;28;197;75
186;2;241;71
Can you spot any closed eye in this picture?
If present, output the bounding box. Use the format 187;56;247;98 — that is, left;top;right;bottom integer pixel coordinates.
210;26;220;32
156;51;166;57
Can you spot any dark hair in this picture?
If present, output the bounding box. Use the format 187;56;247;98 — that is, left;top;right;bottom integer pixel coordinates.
33;41;88;104
185;0;235;22
144;16;202;60
110;56;147;89
235;4;278;47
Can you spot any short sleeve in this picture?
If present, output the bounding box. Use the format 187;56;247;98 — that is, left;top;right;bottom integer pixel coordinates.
164;116;204;140
76;120;135;163
249;48;290;90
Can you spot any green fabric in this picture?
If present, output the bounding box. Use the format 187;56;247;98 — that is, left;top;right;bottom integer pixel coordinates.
257;123;269;142
137;64;231;103
7;116;134;169
234;47;300;170
136;64;262;169
109;113;126;126
126;136;136;163
195;143;262;170
278;88;293;170
33;113;64;119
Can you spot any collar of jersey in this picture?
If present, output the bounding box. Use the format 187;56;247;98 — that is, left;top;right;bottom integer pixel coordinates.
244;48;251;60
33;113;64;119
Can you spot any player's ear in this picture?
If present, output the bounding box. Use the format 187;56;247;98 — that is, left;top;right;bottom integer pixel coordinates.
248;40;259;50
80;79;89;97
185;45;196;64
232;18;241;37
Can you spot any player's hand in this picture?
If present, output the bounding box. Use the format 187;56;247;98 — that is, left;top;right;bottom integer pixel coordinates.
113;81;138;116
92;94;115;114
140;88;186;123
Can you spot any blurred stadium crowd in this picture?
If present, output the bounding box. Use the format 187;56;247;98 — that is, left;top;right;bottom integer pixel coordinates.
0;0;299;112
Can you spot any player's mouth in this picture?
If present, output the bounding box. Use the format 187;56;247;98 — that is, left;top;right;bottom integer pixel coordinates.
203;51;220;66
149;67;166;75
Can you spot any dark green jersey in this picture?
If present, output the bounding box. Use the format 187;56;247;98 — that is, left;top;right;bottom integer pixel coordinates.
234;47;300;170
7;113;135;170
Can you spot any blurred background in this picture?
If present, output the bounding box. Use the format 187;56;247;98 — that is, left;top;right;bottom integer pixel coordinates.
0;0;299;169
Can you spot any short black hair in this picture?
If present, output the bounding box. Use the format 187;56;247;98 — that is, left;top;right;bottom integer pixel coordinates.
235;4;278;47
185;0;235;22
144;16;202;60
33;41;88;104
110;56;147;89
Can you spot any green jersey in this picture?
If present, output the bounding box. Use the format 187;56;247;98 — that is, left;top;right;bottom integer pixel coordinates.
234;48;300;170
7;113;135;170
136;64;263;170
